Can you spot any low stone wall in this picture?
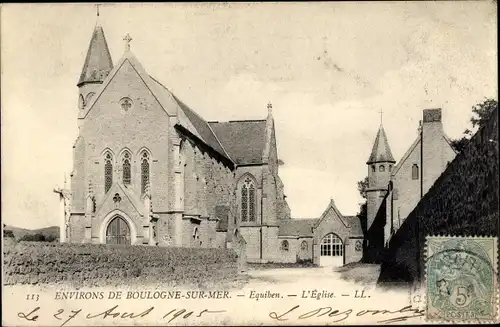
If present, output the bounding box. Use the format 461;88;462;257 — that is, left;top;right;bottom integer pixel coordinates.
378;108;498;287
3;241;239;287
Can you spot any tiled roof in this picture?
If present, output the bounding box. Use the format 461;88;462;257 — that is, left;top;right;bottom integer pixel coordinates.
278;218;318;237
147;76;230;160
367;125;396;164
78;24;113;86
172;95;230;160
343;215;363;237
209;120;267;165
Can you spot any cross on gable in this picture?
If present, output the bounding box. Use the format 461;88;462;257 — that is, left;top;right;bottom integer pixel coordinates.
123;33;132;51
267;102;273;110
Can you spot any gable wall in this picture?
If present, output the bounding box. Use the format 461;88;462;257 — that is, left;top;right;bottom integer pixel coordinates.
79;60;173;214
392;138;421;229
312;208;350;265
422;122;456;195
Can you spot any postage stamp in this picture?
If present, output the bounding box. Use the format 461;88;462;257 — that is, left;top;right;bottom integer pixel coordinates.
426;236;498;322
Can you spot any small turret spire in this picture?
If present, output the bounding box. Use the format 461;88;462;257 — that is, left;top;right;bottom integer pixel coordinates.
77;18;113;86
367;124;396;164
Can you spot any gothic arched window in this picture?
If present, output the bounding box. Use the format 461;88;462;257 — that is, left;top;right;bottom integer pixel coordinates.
412;164;419;180
104;151;113;193
122;151;131;185
320;233;343;256
371;165;376;173
141;151;150;195
85;92;95;105
301;240;308;251
78;94;85;110
241;177;256;222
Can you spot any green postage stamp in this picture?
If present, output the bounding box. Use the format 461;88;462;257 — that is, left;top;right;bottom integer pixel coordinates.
426;236;498;322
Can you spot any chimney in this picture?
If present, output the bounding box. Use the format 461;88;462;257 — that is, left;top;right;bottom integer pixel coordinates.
423;108;442;124
421;108;444;196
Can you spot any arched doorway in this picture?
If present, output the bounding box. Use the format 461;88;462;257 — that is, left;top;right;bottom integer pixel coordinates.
319;233;344;267
106;216;131;245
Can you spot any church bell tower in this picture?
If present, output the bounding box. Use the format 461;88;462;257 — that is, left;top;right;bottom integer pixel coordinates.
77;9;113;111
365;121;395;231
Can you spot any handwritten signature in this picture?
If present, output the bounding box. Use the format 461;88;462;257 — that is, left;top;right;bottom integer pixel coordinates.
269;304;425;324
18;305;225;326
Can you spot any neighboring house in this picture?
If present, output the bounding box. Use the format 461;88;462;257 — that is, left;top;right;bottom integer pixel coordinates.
364;109;456;262
276;200;364;267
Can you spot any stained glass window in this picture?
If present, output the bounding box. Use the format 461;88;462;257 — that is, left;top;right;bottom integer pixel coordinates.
249;184;255;221
122;152;131;185
104;152;113;193
240;177;256;222
141;151;150;195
241;187;248;222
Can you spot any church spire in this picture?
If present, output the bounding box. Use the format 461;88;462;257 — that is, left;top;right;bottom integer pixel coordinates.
367;124;395;164
77;13;113;87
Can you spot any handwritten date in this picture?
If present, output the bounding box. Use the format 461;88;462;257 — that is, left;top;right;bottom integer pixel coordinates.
17;305;225;326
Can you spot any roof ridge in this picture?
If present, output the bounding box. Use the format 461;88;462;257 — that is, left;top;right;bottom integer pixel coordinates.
171;93;233;161
149;75;169;91
207;117;234;163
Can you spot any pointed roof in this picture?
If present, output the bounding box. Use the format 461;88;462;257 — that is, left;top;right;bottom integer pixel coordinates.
367;125;396;164
77;23;114;86
262;103;275;164
278;218;318;237
314;198;349;229
172;94;231;160
209;120;267;165
209;103;273;165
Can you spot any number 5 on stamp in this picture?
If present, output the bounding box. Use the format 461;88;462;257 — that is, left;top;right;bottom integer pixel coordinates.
425;236;498;323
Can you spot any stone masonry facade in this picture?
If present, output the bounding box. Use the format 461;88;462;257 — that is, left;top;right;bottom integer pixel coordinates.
63;21;364;267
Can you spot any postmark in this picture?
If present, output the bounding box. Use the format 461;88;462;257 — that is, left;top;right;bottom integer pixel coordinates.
425;236;498;322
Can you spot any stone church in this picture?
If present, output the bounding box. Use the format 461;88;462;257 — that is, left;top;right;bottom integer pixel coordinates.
364;109;457;261
61;19;364;267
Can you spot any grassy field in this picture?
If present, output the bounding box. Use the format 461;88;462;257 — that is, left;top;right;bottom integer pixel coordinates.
335;262;381;285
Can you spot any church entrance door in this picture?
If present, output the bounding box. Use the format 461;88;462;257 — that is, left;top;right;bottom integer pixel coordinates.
319;233;344;267
106;216;131;245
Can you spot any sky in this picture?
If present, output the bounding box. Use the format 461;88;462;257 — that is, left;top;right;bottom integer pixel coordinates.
1;2;497;229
